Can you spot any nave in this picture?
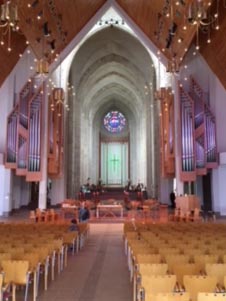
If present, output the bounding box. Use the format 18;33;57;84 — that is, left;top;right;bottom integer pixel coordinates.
38;224;132;301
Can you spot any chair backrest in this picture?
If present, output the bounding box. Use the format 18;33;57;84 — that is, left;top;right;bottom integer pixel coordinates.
145;292;190;301
139;263;168;276
183;275;217;301
0;273;3;290
159;248;180;260
1;260;15;284
172;263;200;286
14;260;30;285
198;293;226;301
136;254;162;264
165;254;190;273
0;253;11;269
205;263;226;286
194;255;219;272
142;275;176;295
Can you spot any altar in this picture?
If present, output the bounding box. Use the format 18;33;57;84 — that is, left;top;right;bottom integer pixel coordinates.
175;195;200;213
61;201;79;219
96;204;123;218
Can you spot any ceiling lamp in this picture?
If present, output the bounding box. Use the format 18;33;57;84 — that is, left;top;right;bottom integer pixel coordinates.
186;0;220;48
49;59;70;116
0;0;19;52
166;58;179;73
36;57;49;75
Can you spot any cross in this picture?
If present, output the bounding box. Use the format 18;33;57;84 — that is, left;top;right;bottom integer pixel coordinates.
110;155;120;171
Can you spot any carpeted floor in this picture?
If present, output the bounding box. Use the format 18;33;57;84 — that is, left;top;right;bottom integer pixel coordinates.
38;223;132;301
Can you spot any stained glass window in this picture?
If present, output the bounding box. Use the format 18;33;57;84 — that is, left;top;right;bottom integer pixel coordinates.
103;111;126;133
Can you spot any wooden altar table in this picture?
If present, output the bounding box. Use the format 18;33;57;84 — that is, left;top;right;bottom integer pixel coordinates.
96;204;123;218
61;203;79;219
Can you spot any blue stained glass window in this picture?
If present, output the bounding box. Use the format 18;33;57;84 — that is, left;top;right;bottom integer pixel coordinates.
104;111;126;133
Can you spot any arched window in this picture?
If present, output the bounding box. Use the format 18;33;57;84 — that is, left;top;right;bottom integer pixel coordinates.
103;111;126;133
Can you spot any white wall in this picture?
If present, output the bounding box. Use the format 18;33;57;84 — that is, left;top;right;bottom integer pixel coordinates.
0;48;36;214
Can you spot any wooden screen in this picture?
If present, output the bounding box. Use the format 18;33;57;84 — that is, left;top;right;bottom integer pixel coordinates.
47;88;64;178
157;87;175;178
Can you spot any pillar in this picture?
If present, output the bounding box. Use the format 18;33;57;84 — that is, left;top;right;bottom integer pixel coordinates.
0;164;13;216
38;83;48;209
172;75;184;196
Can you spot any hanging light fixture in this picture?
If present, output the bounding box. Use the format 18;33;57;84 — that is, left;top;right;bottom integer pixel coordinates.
49;58;70;116
36;57;49;75
186;0;220;49
0;0;19;52
35;2;50;76
165;1;180;74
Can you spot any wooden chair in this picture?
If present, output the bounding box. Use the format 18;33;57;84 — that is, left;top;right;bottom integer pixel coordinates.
159;248;180;261
2;260;31;301
141;274;176;295
62;232;79;267
194;255;219;272
139;263;168;276
205;263;226;287
29;211;36;222
0;273;3;301
165;254;190;273
183;275;217;301
172;263;201;287
198;293;226;301
0;253;12;269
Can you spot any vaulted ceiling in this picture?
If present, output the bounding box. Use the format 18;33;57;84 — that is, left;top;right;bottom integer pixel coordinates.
0;0;226;89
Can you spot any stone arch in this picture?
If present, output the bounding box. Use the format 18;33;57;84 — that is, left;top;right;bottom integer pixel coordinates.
66;26;159;198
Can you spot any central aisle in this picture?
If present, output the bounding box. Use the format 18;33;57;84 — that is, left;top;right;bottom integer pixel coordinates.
39;223;133;301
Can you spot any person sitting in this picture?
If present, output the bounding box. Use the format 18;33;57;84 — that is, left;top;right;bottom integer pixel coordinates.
79;201;90;223
69;218;79;232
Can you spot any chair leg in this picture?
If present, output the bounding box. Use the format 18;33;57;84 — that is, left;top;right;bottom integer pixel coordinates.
44;257;49;291
58;249;61;274
51;252;56;281
64;245;68;268
24;273;30;301
76;237;79;253
36;264;41;297
72;239;75;255
60;247;64;272
12;284;16;301
33;271;37;301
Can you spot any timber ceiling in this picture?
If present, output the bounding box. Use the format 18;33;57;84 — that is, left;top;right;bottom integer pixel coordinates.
0;0;226;89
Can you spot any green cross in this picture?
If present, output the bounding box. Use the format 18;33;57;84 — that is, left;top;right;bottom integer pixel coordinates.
110;155;120;171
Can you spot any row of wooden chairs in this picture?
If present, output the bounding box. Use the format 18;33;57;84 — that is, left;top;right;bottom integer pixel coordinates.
138;274;226;301
124;221;226;301
0;221;89;301
29;208;59;222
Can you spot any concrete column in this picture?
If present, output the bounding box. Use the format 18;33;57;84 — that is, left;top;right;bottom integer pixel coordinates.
38;83;48;209
172;75;184;195
0;165;13;216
